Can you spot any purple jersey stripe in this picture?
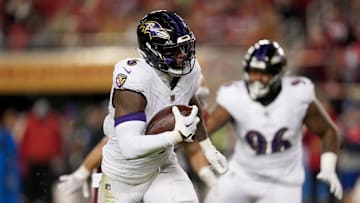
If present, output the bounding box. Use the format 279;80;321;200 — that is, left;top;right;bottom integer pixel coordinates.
114;112;146;126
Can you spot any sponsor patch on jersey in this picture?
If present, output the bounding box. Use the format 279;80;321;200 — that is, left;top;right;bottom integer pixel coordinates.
116;73;127;87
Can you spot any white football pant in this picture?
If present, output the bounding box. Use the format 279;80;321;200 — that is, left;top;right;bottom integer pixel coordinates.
98;162;198;203
204;160;302;203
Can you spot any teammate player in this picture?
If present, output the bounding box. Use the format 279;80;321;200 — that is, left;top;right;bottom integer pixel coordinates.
203;39;343;203
62;10;227;203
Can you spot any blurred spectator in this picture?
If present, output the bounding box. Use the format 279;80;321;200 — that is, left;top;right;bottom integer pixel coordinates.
65;103;105;172
0;0;358;50
298;22;330;83
82;104;106;154
320;0;351;48
338;101;360;203
343;37;360;83
20;98;64;203
3;0;44;50
0;108;21;203
60;101;82;172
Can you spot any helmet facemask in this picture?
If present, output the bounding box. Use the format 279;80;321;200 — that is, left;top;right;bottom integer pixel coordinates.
243;39;286;101
244;71;283;100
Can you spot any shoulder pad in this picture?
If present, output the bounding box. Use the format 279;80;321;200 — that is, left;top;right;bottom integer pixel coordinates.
113;58;152;91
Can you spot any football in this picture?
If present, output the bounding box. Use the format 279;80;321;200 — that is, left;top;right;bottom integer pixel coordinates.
145;105;193;134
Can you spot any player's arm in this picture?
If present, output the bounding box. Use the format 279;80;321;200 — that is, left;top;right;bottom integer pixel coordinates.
206;105;232;135
183;142;218;187
57;136;108;197
113;89;198;159
190;96;228;174
189;96;231;140
304;98;343;200
83;137;108;171
190;95;208;141
182;103;232;184
304;99;339;152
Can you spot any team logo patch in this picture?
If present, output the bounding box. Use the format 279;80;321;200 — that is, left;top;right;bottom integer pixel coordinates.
291;78;305;86
139;21;170;40
127;59;138;66
116;73;127;87
105;183;111;191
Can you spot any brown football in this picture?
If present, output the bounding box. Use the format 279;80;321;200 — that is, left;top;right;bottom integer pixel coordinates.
145;105;193;134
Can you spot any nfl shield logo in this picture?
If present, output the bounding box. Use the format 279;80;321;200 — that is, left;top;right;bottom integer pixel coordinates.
105;183;111;191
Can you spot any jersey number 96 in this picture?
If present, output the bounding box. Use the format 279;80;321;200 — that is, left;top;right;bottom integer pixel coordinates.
245;127;291;155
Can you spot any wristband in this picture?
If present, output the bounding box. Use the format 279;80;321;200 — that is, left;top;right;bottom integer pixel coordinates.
199;138;215;151
91;173;103;188
198;166;217;187
320;152;337;171
75;165;91;180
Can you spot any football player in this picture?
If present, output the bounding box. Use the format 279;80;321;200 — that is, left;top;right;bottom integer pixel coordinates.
57;79;217;203
203;39;343;203
59;10;227;203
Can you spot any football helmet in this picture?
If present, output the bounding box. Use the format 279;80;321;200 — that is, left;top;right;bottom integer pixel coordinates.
137;10;196;77
243;39;286;100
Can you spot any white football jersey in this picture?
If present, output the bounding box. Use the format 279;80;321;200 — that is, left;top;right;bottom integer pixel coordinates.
216;76;315;184
102;58;201;184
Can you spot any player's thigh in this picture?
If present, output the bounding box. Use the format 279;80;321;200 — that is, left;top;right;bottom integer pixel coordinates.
143;163;199;203
97;173;150;203
258;183;302;203
204;170;252;203
204;161;256;203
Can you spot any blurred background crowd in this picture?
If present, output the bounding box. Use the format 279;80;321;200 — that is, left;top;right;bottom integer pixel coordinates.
0;0;359;203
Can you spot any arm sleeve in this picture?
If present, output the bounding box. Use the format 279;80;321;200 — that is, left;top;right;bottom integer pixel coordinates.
115;120;179;159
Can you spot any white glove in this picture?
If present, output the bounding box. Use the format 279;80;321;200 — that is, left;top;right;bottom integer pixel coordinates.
316;152;343;200
172;105;200;142
57;165;90;198
199;138;228;174
198;166;218;188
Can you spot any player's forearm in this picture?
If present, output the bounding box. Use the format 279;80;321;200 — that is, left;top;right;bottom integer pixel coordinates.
190;96;208;141
183;142;218;187
183;142;209;172
320;128;339;154
206;105;231;135
82;137;108;171
115;121;181;159
194;123;208;141
305;100;340;154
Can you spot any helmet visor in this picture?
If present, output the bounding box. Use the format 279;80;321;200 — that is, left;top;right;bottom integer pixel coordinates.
157;39;196;76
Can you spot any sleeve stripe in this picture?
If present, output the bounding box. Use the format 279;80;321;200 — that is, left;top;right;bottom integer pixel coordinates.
114;112;146;126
